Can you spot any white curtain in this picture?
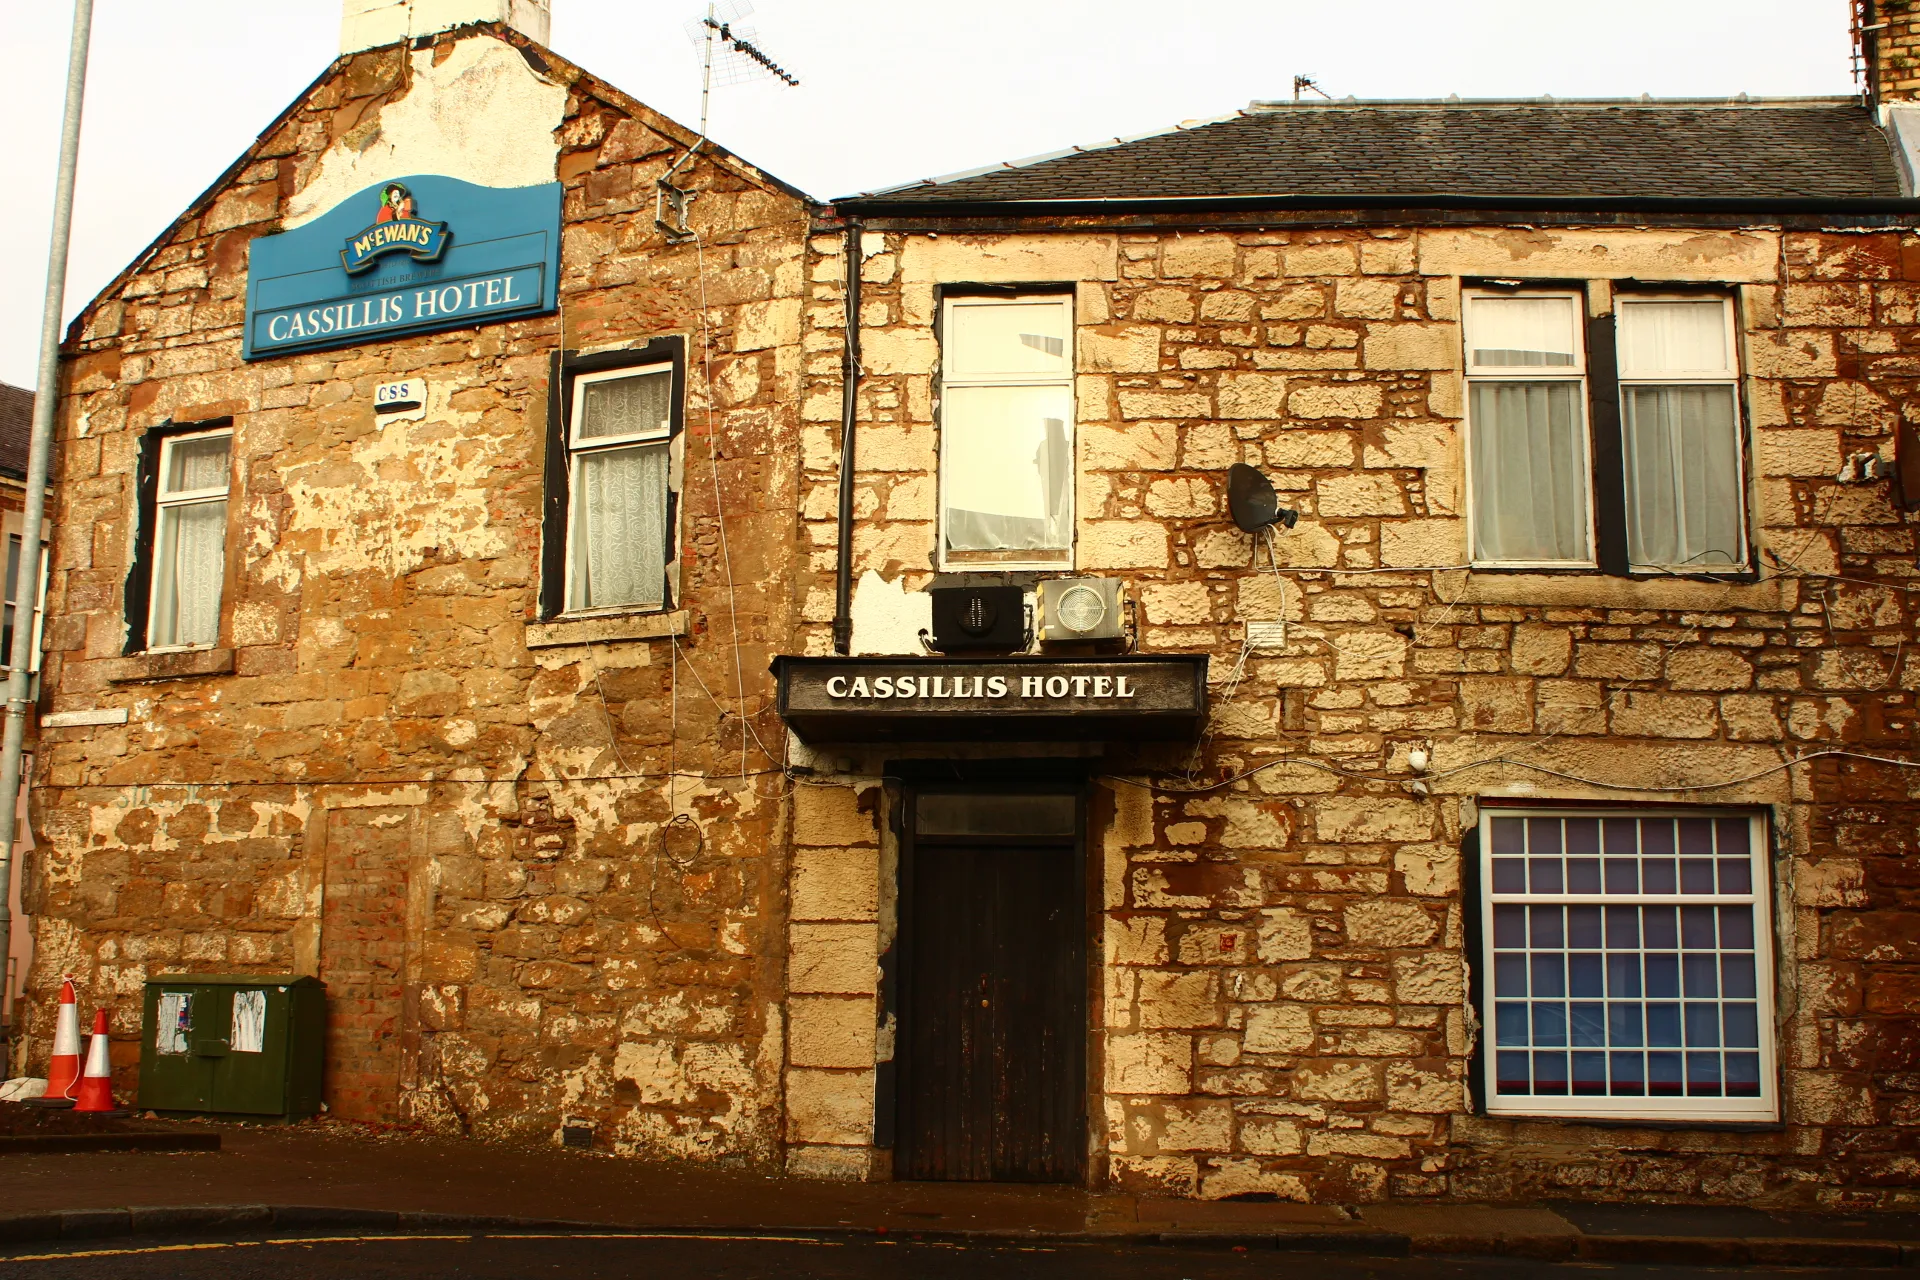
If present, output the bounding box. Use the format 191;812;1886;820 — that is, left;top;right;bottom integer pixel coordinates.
1619;302;1727;376
1623;386;1742;569
155;500;227;646
941;386;1072;555
1470;296;1578;368
572;443;667;609
579;371;671;442
164;435;231;493
1471;383;1588;562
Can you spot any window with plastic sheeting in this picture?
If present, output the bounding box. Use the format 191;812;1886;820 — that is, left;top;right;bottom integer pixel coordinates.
148;429;232;649
938;294;1074;569
1464;292;1594;567
1478;808;1777;1123
565;364;674;613
1616;297;1747;572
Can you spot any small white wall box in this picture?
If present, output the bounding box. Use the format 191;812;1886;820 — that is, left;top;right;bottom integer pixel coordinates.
1038;578;1125;643
374;379;427;419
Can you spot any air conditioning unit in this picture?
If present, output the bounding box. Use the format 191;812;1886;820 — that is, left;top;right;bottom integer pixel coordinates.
1038;578;1125;644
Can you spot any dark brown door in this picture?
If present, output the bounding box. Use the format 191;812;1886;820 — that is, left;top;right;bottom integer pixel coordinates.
897;790;1085;1182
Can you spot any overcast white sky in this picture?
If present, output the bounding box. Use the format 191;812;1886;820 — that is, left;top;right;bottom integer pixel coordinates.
0;0;1859;389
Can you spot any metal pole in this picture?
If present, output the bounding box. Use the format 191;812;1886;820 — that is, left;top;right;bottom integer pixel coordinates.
0;0;95;1059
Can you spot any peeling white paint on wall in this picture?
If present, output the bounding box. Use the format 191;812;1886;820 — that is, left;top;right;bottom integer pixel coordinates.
848;570;931;656
287;35;566;228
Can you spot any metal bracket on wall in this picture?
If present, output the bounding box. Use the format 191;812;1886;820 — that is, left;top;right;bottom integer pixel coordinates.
655;180;697;244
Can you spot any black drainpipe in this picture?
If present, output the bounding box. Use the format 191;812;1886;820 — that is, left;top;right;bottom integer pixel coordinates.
831;218;863;654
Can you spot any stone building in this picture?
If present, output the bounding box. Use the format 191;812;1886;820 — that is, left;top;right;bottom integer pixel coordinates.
15;0;1920;1208
0;381;45;1027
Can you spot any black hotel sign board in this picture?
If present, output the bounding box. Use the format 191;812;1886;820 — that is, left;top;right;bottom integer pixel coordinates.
772;655;1208;743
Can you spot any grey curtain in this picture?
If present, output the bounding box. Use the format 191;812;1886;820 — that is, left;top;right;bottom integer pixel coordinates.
1623;386;1742;569
1470;382;1588;563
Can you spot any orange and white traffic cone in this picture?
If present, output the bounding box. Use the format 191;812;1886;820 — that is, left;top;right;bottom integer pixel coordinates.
73;1010;121;1114
42;977;82;1106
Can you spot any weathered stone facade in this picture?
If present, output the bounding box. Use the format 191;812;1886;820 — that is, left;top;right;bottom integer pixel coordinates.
15;17;1920;1211
783;217;1920;1203
22;28;807;1160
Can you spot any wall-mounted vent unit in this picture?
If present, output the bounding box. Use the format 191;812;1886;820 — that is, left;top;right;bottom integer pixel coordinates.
928;585;1025;650
1038;578;1125;644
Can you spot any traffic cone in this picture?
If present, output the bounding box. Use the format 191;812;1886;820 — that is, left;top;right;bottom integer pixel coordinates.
73;1010;120;1114
43;977;81;1105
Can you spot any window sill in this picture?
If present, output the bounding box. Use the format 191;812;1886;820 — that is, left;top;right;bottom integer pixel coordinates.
105;647;236;684
526;610;689;649
1478;1110;1782;1133
1458;573;1782;612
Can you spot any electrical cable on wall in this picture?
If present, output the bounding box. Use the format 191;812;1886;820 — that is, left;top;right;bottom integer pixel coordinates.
1191;463;1916;804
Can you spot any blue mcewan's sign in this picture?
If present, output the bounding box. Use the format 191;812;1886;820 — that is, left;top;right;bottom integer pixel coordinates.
244;174;560;360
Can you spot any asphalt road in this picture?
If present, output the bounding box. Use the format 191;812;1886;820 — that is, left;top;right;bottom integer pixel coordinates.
0;1232;1892;1279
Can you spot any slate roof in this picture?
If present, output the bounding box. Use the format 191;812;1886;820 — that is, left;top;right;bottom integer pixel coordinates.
841;98;1903;208
0;384;30;481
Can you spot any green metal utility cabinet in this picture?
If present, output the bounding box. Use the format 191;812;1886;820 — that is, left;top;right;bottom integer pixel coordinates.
138;975;326;1120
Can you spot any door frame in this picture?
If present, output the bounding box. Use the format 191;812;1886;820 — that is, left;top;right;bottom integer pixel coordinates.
890;763;1093;1183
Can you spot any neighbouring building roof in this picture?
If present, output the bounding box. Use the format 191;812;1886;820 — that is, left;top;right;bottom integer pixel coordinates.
840;97;1905;208
0;383;30;481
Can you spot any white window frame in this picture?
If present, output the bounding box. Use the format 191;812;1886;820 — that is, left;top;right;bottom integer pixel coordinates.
147;428;232;652
1615;294;1749;573
1462;290;1596;570
562;362;675;617
1478;807;1778;1124
0;514;47;677
936;293;1076;571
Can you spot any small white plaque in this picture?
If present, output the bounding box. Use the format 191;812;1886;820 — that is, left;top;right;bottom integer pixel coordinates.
41;708;129;728
374;379;427;421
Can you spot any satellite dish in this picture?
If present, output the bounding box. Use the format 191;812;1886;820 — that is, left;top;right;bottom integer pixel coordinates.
1227;463;1298;533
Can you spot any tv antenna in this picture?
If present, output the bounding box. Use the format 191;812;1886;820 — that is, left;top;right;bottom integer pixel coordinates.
656;1;801;242
1293;74;1331;102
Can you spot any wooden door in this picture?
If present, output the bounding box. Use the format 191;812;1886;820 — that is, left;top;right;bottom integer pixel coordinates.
896;789;1085;1182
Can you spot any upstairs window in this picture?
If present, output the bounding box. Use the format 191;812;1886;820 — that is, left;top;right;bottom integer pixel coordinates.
938;294;1074;569
1479;808;1777;1123
1464;292;1593;567
540;338;685;620
1617;297;1746;572
567;365;672;612
148;429;231;649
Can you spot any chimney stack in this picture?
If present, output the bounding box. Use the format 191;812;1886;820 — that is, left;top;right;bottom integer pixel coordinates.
1858;0;1920;105
342;0;552;55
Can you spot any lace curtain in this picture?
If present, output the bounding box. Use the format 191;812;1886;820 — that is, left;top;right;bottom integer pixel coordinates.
578;371;671;443
155;500;227;646
571;443;667;609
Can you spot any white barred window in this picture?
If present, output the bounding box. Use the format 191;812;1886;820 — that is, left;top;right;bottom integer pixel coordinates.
1479;809;1777;1123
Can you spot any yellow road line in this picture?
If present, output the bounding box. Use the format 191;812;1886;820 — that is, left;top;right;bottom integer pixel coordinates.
4;1230;846;1263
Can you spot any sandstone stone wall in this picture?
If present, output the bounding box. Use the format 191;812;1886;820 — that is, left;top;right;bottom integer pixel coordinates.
24;30;810;1162
23;25;1920;1204
1870;0;1920;102
791;220;1920;1205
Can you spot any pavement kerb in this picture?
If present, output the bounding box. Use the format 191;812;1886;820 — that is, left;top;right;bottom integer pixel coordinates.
0;1205;1913;1267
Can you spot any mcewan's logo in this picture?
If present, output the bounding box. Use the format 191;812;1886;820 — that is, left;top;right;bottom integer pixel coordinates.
340;183;450;274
